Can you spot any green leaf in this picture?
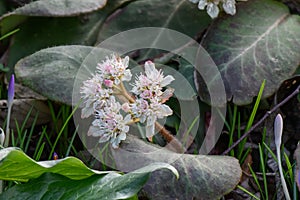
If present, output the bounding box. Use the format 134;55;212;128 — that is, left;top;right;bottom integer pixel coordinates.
97;0;211;60
0;0;7;16
0;147;108;182
5;0;134;72
199;0;300;105
101;135;242;199
98;0;211;39
0;148;178;200
13;0;107;16
0;0;107;35
15;45;94;105
7;13;102;73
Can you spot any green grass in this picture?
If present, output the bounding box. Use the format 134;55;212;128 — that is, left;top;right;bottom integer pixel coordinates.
0;29;19;41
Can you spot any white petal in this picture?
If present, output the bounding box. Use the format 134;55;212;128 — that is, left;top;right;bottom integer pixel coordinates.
189;0;199;4
207;2;219;19
158;104;173;117
99;134;111;143
111;138;120;149
124;114;132;123
81;106;94;118
118;132;126;140
161;75;175;87
144;61;157;77
140;115;146;123
0;128;5;146
87;126;97;136
147;115;157;126
146;124;155;138
123;56;129;68
198;0;207;10
122;69;132;81
223;0;236;15
274;114;283;147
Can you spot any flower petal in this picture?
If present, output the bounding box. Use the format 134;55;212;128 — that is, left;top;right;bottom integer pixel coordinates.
223;0;236;15
207;2;219;19
198;0;207;10
81;106;94;118
99;134;111;143
146;124;155;138
158;104;173;117
123;56;129;68
161;75;175;87
118;132;126;140
144;61;157;78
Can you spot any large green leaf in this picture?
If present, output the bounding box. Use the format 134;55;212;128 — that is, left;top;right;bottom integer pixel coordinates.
199;0;300;105
15;45;94;105
97;0;211;40
0;147;106;181
96;135;242;199
0;148;178;200
10;0;107;16
97;0;211;58
6;13;102;73
0;0;107;35
5;0;135;72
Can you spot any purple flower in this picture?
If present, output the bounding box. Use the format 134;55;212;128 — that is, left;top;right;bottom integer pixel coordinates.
8;74;15;106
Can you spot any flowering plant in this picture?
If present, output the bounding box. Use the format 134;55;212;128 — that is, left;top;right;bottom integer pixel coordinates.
189;0;237;19
80;54;175;148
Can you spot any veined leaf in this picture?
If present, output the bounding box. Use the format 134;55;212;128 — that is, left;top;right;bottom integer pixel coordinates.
15;45;94;105
199;0;300;105
0;0;107;35
0;148;178;200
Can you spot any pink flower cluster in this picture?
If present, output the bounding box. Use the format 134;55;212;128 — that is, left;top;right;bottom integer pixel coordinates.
80;55;174;148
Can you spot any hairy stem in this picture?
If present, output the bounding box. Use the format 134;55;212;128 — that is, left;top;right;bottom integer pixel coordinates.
118;82;184;151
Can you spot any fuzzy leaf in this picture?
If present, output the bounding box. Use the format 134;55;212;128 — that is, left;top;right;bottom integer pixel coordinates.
199;0;300;105
15;45;94;105
95;135;242;199
5;0;134;71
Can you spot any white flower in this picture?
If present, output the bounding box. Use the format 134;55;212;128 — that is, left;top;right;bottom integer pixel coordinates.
132;61;174;97
130;61;174;137
96;54;132;85
198;0;207;10
207;2;220;18
189;0;237;18
222;0;236;15
144;99;173;138
81;55;175;148
144;61;174;87
88;97;131;148
80;74;113;118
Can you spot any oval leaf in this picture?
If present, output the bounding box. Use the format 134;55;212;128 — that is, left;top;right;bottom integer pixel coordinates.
0;0;107;35
0;147;178;200
6;0;135;71
15;45;94;105
12;0;107;16
104;135;242;199
97;0;211;42
199;0;300;105
0;147;107;182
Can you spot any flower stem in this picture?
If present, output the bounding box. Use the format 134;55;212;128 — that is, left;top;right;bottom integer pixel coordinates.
119;82;135;103
155;122;185;153
4;103;12;147
118;82;183;151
